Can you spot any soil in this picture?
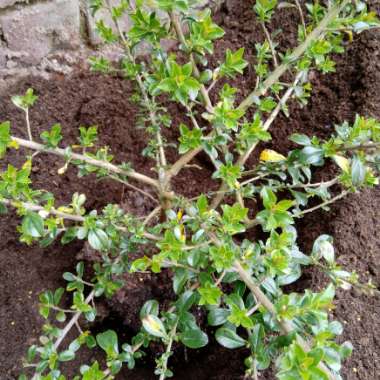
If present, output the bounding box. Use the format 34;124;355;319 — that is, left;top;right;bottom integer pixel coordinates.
0;1;379;379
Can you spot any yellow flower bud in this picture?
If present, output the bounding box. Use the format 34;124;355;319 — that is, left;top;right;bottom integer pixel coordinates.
259;149;286;162
57;163;68;175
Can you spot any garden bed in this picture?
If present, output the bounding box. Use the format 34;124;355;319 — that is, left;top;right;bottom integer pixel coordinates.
0;1;379;379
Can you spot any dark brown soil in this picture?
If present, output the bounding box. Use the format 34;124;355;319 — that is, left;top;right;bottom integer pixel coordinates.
1;1;379;379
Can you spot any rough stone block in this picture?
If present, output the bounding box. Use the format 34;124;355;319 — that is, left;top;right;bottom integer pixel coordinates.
0;0;80;65
0;0;27;9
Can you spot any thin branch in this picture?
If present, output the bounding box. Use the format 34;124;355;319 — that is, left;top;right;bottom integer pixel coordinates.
25;108;33;141
261;22;278;67
162;261;200;273
159;321;178;380
294;190;349;217
109;175;159;204
11;136;160;189
54;290;95;350
240;173;271;187
169;12;214;113
207;78;219;94
142;206;162;226
295;0;306;35
1;198;162;242
338;142;380;152
1;198;84;222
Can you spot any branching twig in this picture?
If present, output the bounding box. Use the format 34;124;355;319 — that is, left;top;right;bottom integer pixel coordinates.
233;261;337;380
159;321;178;380
294;190;349;217
211;71;304;209
261;22;278;67
237;0;350;112
169;12;214;113
11;136;160;189
0;198;161;241
166;0;350;184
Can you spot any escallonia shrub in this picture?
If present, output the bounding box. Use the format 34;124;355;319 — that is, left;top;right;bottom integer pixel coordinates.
1;1;379;379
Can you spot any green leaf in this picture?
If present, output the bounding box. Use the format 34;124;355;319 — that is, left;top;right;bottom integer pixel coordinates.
58;350;75;362
220;48;248;78
260;97;277;112
40;124;62;148
221;203;248;234
78;126;98;147
215;327;246;349
96;330;119;357
0;202;8;214
0;121;11;158
26;345;37;362
140;300;159;319
63;272;76;282
198;282;223;306
289;133;311;146
22;212;44;238
53;287;64;305
311;235;333;261
157;0;189;12
175;291;198;314
249;324;265;353
95;20;117;43
88;229;110;251
56;311;66;322
179;328;209;349
11;88;38;110
351;155;366;186
261;187;277;209
215;163;242;190
142;315;167;338
208;308;229;326
179;124;203;154
81;361;107;380
173;268;189;294
300;146;324;166
254;0;278;21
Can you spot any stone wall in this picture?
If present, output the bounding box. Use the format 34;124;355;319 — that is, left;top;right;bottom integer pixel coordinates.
0;0;222;92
